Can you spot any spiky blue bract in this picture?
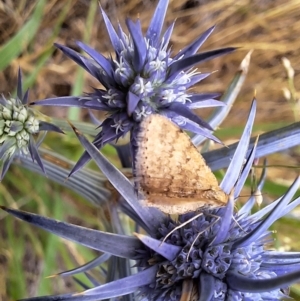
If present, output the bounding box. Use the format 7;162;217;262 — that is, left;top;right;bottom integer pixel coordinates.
4;99;300;300
31;0;235;176
0;68;63;180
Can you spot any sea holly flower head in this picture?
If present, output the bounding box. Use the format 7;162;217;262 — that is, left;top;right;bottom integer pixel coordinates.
0;69;63;180
4;100;300;300
32;0;235;175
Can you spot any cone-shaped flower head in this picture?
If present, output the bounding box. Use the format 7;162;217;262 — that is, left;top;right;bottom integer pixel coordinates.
5;100;300;300
0;69;63;179
32;0;235;175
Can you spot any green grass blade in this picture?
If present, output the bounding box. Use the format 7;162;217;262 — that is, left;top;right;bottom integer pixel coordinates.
68;0;99;120
0;0;46;71
22;0;73;91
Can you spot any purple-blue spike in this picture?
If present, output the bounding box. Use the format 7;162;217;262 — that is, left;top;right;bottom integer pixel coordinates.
0;139;15;159
280;195;300;219
166;102;213;131
5;293;74;301
168;48;236;79
80;266;157;297
211;191;235;246
184;73;211;88
31;96;83;107
28;138;45;173
39;121;64;134
22;89;29;105
204;122;300;171
227;269;300;293
174;26;216;60
188;99;225;109
146;0;169;46
0;206;142;259
1;155;14;181
220;99;256;193
17;67;23;100
234;176;300;249
100;6;123;54
55;43;90;73
135;233;180;261
55;45;103;84
161;21;175;49
77;41;114;78
68;150;93;178
127;91;141;116
55;253;112;276
176;119;222;144
98;127;127;146
125;19;147;73
189;93;221;102
234;139;258;198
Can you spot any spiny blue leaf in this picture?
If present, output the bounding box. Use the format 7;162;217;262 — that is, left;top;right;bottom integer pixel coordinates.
0;206;141;259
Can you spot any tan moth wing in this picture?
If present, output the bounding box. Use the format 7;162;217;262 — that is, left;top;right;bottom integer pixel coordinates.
135;114;227;214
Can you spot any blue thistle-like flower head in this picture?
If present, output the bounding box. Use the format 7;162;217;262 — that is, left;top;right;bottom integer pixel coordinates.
0;69;63;179
32;0;235;175
4;100;300;300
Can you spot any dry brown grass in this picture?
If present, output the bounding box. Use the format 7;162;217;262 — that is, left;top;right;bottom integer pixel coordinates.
0;0;299;126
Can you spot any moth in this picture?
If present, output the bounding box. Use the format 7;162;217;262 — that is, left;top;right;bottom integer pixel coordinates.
134;114;227;214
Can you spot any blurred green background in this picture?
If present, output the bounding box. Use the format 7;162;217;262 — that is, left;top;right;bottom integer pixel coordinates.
1;0;300;299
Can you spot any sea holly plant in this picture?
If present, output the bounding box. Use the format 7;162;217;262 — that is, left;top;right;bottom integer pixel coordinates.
3;100;300;300
2;0;300;300
0;68;63;180
31;0;235;175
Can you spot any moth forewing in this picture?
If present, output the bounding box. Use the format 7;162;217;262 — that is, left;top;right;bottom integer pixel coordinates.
135;114;227;214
